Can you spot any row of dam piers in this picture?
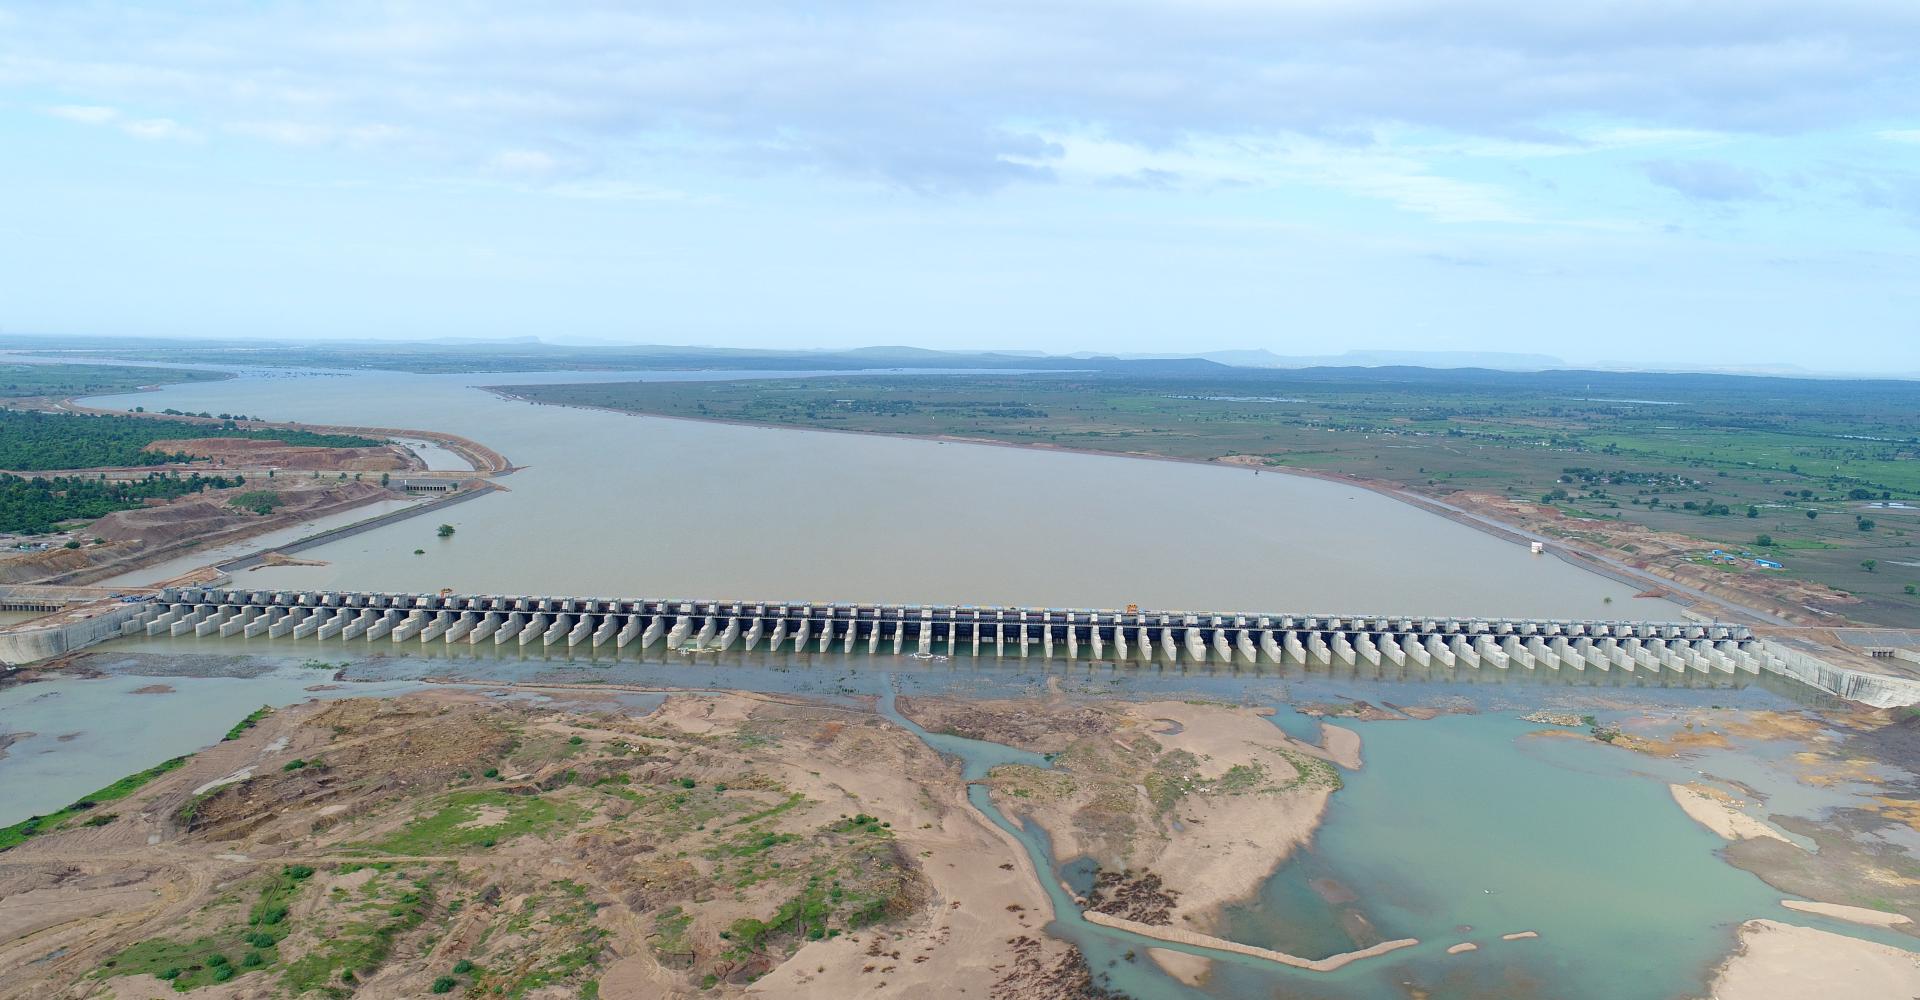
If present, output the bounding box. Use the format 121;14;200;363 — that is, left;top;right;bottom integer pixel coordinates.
124;587;1771;676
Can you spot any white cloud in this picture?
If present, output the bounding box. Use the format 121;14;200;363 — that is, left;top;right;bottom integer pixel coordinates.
486;148;564;177
228;120;405;147
47;104;119;125
121;117;194;141
1008;131;1536;224
47;104;196;141
7;2;1918;190
1879;129;1920;144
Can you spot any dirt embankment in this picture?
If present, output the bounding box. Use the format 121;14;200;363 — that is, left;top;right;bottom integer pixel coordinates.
56;401;512;475
0;688;1093;1000
904;696;1346;937
1441;490;1856;624
142;438;418;473
0;481;400;585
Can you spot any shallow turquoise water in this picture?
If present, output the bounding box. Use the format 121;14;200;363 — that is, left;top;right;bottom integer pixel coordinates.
1208;714;1843;1000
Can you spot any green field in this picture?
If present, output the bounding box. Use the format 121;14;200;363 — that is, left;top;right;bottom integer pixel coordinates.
510;369;1920;626
0;362;225;400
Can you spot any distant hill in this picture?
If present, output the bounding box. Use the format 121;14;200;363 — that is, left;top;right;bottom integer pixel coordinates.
1193;349;1566;371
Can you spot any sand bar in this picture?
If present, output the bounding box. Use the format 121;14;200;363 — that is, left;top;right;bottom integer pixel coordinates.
1669;783;1796;845
1780;899;1913;927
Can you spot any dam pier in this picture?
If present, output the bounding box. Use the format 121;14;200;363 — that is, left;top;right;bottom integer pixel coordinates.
122;586;1772;674
7;584;1920;703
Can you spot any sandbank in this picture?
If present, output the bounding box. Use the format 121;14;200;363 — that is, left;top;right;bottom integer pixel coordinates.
1707;919;1920;1000
1780;899;1913;928
1669;783;1796;845
1147;947;1213;986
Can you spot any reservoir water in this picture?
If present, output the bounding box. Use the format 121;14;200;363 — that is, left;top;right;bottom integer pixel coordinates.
85;367;1678;617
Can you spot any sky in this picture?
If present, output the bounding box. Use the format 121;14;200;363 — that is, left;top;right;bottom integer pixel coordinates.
1;1;1917;372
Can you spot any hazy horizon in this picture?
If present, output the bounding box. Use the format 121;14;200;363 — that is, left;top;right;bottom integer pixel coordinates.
3;2;1917;371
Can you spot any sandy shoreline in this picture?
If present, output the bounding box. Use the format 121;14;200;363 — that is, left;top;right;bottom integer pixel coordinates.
1707;919;1920;1000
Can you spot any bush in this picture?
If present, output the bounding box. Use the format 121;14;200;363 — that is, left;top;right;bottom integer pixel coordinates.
242;951;264;968
1906;584;1917;596
63;539;80;549
283;759;307;771
1755;534;1773;547
437;523;456;538
432;976;457;993
452;959;474;974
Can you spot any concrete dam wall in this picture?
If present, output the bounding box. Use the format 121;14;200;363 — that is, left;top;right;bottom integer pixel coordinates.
118;586;1775;677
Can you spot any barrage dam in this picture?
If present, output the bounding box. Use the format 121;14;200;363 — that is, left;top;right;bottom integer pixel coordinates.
9;585;1919;705
140;587;1765;672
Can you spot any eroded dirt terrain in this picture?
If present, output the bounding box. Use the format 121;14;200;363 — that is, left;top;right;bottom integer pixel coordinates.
0;689;1096;999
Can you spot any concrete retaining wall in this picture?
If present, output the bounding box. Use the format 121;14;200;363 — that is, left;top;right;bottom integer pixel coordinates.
0;604;142;666
1764;641;1920;708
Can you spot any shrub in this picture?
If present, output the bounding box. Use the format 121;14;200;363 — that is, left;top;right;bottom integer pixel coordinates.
437;523;456;538
452;960;474;974
432;976;457;993
283;759;307;771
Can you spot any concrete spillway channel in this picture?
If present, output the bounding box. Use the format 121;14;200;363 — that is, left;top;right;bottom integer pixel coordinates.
116;588;1779;686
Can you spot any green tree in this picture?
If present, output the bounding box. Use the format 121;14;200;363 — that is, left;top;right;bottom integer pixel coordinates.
1806;510;1818;520
1862;559;1877;573
437;523;456;538
1746;505;1758;518
1755;534;1774;547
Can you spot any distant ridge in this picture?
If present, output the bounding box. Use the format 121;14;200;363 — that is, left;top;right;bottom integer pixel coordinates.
1191;349;1567;371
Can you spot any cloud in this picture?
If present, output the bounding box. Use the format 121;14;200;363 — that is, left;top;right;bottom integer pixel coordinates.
1642;159;1770;202
45;104;196;141
121;117;194;141
11;2;1920;190
47;104;118;125
229;120;405;148
1879;129;1920;144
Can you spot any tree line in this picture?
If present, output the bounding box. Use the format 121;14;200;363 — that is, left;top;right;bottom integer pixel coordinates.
0;472;247;534
0;409;380;472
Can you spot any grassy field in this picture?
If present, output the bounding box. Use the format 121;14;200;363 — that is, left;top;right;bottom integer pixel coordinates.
0;362;224;400
510;368;1920;625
